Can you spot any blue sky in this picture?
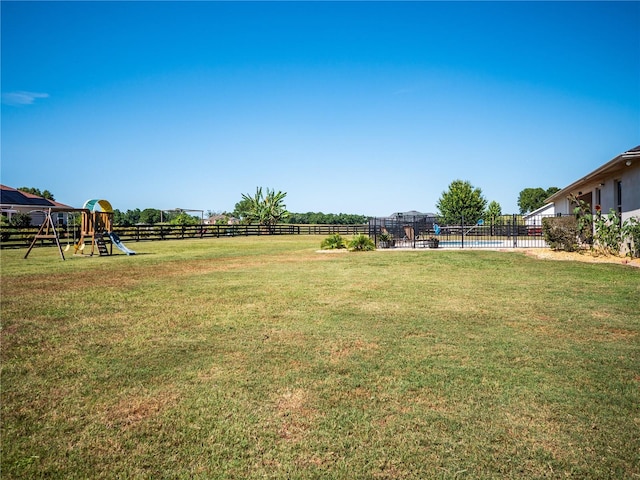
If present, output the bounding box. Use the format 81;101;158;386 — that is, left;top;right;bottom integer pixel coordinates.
2;1;639;216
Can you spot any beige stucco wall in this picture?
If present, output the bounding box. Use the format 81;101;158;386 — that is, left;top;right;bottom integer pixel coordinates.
553;163;640;218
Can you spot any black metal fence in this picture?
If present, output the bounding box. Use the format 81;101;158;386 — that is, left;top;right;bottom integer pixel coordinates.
0;216;553;250
369;214;552;248
0;223;370;249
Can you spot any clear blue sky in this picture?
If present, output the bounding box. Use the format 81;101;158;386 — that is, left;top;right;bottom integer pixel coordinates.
2;1;639;216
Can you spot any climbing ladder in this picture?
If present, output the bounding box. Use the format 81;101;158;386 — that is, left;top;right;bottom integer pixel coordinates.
95;236;110;256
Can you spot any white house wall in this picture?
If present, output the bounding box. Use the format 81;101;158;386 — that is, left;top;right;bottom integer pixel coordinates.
2;206;70;226
524;203;555;226
622;164;640;217
552;163;639;218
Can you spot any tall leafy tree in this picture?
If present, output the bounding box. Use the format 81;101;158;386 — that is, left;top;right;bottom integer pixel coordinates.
485;201;502;222
436;180;487;225
546;186;560;197
241;187;289;232
232;197;254;223
18;187;55;200
169;212;200;226
517;187;559;214
140;208;162;224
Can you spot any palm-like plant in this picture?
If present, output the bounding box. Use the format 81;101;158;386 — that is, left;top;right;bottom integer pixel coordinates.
241;187;289;233
320;233;346;250
348;234;376;251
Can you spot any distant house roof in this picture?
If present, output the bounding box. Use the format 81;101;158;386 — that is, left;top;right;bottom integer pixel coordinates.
523;203;554;219
389;210;437;218
0;185;73;209
545;145;640;204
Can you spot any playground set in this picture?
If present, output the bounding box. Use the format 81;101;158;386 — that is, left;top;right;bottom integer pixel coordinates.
24;199;135;261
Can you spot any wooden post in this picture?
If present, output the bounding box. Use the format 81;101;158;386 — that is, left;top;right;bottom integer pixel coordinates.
24;209;65;260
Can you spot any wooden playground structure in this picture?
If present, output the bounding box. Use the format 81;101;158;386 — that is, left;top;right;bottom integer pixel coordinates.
24;199;134;260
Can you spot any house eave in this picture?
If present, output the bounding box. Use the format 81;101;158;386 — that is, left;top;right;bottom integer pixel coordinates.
545;147;640;204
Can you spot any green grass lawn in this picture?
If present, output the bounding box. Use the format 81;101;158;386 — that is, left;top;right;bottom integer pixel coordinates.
2;236;639;479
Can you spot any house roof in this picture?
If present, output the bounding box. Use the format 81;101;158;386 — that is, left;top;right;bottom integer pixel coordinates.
523;203;554;219
545;146;640;204
389;210;437;218
0;185;74;209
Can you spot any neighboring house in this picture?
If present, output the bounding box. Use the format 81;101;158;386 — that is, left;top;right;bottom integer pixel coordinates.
0;185;74;226
205;215;240;225
523;203;555;234
545;146;640;223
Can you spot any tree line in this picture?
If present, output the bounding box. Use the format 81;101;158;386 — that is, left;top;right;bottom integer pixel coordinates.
436;181;560;226
8;184;560;229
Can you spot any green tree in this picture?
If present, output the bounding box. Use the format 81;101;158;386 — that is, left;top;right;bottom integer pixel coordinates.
17;187;55;201
546;186;560;197
284;212;368;225
139;208;162;224
485;201;502;222
169;212;200;226
517;187;559;214
233;197;254;223
436;180;487;225
240;187;289;232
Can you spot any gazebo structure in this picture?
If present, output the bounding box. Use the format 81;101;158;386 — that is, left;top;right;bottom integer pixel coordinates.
369;211;439;247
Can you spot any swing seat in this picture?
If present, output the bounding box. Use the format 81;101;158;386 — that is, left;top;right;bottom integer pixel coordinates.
64;244;71;252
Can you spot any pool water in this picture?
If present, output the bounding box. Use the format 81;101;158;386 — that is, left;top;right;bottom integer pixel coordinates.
439;240;508;248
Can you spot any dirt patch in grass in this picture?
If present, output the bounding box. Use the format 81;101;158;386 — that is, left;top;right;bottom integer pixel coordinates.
328;339;380;362
102;388;180;431
274;388;316;442
519;248;640;267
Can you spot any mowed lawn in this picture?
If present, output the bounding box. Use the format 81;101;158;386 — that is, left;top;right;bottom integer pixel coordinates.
1;236;639;479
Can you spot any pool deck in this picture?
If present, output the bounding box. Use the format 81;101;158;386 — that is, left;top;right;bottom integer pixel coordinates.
389;238;548;249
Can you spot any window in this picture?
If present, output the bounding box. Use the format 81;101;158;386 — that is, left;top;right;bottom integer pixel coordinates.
595;187;601;208
616;180;622;214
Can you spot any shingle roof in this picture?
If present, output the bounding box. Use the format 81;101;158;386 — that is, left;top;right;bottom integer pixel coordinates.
0;185;73;209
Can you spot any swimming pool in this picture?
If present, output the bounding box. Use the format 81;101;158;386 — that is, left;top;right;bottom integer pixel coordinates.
438;240;509;248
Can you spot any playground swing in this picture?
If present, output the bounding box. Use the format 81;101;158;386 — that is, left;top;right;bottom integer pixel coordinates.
63;214;76;252
24;199;135;261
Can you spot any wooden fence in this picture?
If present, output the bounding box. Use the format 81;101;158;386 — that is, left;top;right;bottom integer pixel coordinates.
0;224;370;249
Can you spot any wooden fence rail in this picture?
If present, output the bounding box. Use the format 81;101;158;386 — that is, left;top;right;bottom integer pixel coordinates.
0;224;370;249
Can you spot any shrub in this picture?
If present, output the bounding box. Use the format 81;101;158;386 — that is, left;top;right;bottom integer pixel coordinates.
542;216;580;251
571;195;593;246
593;209;622;255
348;234;376;251
377;231;394;248
622;216;640;258
9;213;32;228
320;233;346;250
0;215;12;242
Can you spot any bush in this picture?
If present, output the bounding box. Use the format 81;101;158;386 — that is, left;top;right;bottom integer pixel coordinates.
622;216;640;258
542;216;580;251
0;215;12;242
348;234;376;251
593;209;622;255
377;231;394;248
9;213;32;228
320;233;346;250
